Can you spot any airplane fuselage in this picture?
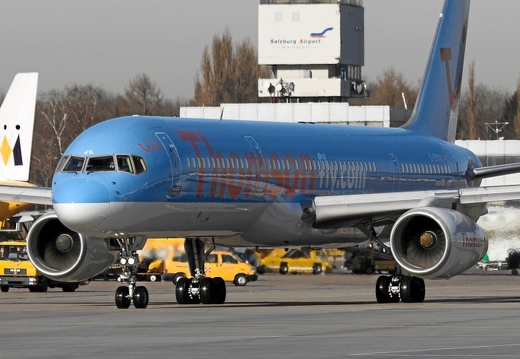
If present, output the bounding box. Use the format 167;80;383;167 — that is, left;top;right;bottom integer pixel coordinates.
52;116;481;247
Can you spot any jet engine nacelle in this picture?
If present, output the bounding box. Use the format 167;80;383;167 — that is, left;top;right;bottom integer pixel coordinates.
26;212;120;282
390;207;488;279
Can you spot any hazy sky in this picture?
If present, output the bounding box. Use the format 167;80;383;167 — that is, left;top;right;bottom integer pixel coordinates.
1;0;519;100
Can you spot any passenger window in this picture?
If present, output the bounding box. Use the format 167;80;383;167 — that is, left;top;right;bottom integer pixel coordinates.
206;254;218;263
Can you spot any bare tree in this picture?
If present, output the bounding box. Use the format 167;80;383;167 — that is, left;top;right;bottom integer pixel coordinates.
31;85;111;186
464;61;478;139
514;80;520;139
351;68;418;109
458;84;509;140
192;30;269;106
121;73;163;116
232;39;270;103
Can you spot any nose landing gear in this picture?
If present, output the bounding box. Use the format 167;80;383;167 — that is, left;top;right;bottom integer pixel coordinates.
114;235;149;309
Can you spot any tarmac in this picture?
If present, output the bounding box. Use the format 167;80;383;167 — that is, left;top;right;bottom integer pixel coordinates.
2;269;520;359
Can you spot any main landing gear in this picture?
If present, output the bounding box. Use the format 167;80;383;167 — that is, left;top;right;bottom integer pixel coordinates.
175;238;226;305
114;235;149;309
375;274;425;303
358;221;426;304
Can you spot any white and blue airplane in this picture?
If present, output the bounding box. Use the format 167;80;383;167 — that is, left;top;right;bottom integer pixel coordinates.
2;0;520;308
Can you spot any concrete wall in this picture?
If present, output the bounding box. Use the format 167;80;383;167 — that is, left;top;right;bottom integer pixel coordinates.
181;103;410;127
456;140;520;185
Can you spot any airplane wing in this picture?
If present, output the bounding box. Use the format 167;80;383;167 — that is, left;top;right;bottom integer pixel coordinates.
0;185;52;206
313;184;520;224
313;162;520;224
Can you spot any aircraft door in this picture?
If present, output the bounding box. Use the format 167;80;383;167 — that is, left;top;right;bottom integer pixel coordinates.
244;136;267;197
156;132;182;196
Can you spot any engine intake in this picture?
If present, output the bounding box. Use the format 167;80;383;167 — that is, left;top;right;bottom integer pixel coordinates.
27;212;119;282
390;207;488;279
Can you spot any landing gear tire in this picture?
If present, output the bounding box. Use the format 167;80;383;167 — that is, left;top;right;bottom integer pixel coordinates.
200;278;215;304
133;286;149;308
200;277;226;304
212;277;226;304
376;276;391;303
400;276;425;303
115;286;131;309
375;275;399;303
175;277;200;304
1;285;9;293
172;273;186;286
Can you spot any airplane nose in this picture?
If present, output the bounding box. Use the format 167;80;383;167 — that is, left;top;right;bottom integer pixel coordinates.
53;178;110;234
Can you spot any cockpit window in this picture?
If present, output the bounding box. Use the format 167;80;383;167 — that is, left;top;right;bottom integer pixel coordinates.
86;156;115;172
58;154;147;175
133;156;147;174
61;156;85;172
116;155;133;173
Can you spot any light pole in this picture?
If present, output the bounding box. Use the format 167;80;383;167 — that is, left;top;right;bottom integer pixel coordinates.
485;121;509;140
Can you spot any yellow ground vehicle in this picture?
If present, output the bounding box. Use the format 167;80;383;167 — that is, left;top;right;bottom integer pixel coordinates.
0;240;80;292
137;237;184;282
137;238;257;286
258;248;332;275
163;250;258;286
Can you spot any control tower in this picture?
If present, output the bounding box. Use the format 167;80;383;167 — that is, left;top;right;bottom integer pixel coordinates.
257;0;366;102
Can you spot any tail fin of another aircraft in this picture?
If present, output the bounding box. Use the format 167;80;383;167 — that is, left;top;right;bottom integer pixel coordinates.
0;73;38;182
402;0;470;143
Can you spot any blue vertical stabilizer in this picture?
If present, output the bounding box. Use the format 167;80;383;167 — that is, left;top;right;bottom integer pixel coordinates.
403;0;470;143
